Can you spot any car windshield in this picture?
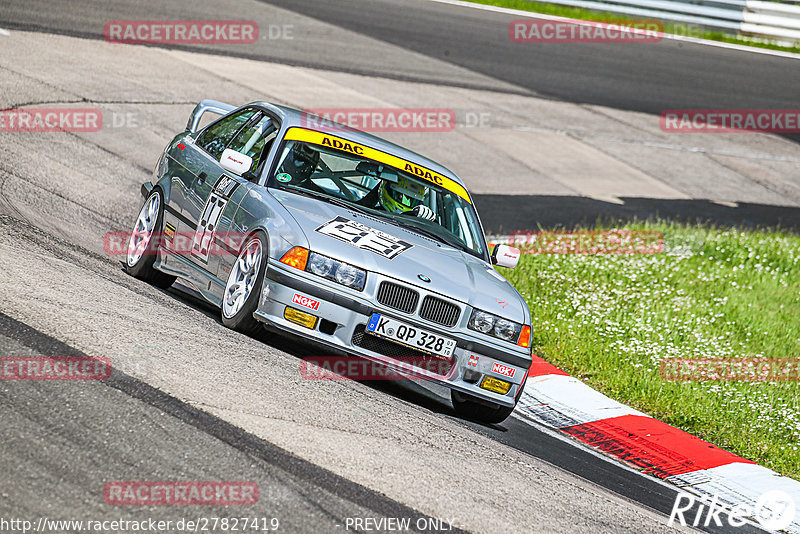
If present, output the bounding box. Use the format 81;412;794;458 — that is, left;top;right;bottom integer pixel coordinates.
268;138;486;258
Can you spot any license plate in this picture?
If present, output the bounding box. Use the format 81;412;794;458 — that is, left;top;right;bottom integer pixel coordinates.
366;313;456;358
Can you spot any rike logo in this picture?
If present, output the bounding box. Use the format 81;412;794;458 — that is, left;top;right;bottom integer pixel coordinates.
668;490;796;530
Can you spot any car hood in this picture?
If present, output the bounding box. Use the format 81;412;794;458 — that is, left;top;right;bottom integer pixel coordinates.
273;190;528;323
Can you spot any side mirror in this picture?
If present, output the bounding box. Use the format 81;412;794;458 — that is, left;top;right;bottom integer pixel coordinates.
220;148;253;176
492;244;521;269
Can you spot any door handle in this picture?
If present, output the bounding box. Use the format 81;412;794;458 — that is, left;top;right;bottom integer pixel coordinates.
197;172;207;185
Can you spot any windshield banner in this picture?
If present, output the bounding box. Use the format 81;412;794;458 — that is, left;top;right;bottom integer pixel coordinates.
283;127;471;203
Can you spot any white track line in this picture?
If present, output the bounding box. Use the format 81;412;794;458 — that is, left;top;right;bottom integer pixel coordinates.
427;0;800;60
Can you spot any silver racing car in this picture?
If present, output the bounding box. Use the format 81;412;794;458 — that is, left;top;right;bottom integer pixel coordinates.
127;100;532;423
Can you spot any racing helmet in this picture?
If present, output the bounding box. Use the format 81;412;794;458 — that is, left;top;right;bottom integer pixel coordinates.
280;142;319;182
379;176;426;214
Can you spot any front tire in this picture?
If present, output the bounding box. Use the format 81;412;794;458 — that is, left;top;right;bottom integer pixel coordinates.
126;189;176;289
451;390;516;425
221;231;267;335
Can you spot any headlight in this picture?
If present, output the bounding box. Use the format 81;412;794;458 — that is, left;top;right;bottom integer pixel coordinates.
493;319;517;342
335;263;360;287
468;310;495;333
308;254;334;277
468;308;523;343
306;252;366;291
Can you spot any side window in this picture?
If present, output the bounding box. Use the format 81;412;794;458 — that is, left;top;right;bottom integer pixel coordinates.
196;108;257;160
227;114;279;174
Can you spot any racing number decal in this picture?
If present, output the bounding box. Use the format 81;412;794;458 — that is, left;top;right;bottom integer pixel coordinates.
316;216;412;259
192;175;240;262
192;197;226;261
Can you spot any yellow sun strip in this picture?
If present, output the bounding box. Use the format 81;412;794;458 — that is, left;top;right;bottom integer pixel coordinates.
283;127;471;203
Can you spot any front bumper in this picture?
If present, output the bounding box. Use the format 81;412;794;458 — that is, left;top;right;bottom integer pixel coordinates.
254;261;531;407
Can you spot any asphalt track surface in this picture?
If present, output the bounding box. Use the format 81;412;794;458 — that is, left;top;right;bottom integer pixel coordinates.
262;0;800;117
0;220;764;534
2;0;799;230
0;0;790;532
3;0;799;114
0;311;458;534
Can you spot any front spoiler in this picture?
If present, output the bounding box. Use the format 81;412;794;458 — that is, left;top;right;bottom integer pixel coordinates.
255;310;516;408
266;267;532;370
254;262;532;408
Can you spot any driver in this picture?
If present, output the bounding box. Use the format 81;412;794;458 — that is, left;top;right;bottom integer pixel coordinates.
278;143;320;182
378;176;435;221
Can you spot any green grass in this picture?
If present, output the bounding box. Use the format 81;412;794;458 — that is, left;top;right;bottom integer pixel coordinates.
503;222;800;479
466;0;800;54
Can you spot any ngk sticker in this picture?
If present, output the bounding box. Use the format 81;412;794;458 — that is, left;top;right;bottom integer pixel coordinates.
491;362;515;378
292;293;320;311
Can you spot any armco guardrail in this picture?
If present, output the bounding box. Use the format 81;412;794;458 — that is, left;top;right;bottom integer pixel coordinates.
527;0;800;44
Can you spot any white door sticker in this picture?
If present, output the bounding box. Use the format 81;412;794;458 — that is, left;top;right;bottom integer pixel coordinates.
192;175;240;262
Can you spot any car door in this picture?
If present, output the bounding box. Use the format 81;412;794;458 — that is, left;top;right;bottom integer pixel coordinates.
165;107;257;250
186;111;279;282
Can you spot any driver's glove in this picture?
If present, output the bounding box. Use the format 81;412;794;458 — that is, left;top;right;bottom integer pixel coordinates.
411;205;435;221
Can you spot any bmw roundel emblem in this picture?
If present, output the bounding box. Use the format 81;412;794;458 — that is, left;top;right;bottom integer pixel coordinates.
418;274;431;283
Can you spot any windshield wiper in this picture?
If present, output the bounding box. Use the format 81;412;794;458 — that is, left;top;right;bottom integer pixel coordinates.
282;186;371;215
282;186;469;252
390;218;466;251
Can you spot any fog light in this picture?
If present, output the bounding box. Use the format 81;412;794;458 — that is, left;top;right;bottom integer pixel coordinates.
284;307;317;329
480;375;511;394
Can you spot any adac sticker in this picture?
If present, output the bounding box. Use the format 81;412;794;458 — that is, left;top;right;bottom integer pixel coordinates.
283;127;471;203
276;172;292;183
